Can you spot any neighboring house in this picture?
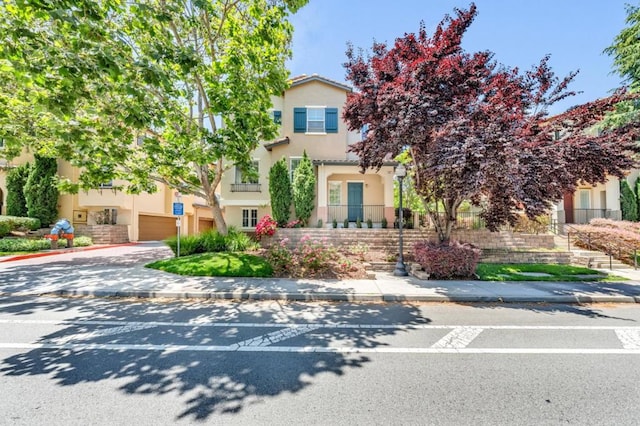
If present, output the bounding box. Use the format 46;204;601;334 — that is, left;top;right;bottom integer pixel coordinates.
219;74;397;230
550;129;628;226
0;151;215;242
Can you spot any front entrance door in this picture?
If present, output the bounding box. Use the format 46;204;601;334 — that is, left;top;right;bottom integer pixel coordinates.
347;182;363;222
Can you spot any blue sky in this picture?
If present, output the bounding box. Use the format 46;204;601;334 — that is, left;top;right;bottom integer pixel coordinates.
287;0;631;114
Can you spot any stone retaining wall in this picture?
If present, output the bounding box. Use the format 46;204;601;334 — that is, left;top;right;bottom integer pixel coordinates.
74;224;129;244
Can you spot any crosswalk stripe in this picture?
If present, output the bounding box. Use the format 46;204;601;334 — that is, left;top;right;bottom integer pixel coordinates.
615;329;640;349
234;325;321;348
431;327;483;349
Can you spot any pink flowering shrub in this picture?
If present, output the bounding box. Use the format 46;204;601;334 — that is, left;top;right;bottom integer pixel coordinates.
265;238;293;275
297;235;335;273
265;235;337;277
255;215;277;240
413;240;481;279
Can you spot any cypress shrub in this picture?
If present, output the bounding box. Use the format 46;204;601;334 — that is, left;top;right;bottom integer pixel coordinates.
268;158;292;226
620;179;638;221
293;151;315;226
24;155;59;227
6;162;30;217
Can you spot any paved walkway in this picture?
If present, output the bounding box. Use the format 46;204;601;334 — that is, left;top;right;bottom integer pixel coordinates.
1;242;639;303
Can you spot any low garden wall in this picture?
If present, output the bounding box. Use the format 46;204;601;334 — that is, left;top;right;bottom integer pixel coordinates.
74;224;129;244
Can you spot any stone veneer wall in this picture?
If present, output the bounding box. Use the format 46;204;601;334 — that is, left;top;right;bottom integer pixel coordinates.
270;229;556;251
74;224;129;244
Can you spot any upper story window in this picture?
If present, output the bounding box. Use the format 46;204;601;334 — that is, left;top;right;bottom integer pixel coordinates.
235;160;260;184
271;110;282;125
293;107;338;133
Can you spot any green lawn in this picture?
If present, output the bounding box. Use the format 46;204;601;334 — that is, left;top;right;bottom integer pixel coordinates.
146;252;273;277
476;263;627;282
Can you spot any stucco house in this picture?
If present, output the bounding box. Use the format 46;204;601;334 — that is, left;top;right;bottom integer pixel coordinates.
0;151;215;242
219;74;397;230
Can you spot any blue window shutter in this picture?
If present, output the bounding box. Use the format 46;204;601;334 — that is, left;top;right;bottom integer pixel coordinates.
273;110;282;125
325;108;338;133
294;108;307;133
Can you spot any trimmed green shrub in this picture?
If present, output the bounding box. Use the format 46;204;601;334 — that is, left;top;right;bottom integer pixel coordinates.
366;218;373;228
620;179;638;221
356;217;362;228
413;240;481;279
0;236;92;252
0;216;41;236
6;163;30;217
381;217;388;228
343;218;349;228
332;218;338;228
268;158;292;226
24;155;59;226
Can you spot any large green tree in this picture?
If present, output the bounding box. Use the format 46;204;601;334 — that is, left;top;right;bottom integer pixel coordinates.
268;157;292;226
292;151;315;226
0;0;306;235
603;4;640;127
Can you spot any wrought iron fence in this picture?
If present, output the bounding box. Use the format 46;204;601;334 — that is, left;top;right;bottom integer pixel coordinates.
327;205;385;222
571;208;611;224
417;211;486;230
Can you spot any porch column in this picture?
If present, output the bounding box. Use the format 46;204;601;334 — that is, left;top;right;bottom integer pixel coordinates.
383;170;395;226
317;164;328;223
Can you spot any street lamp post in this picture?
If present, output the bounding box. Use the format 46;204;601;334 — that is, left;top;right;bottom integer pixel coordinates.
394;163;408;276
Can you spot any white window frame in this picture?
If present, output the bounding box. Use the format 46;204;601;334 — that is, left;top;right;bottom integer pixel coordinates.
242;208;259;228
306;106;325;133
328;181;342;205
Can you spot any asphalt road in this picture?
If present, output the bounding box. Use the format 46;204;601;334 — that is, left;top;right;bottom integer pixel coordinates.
1;296;639;425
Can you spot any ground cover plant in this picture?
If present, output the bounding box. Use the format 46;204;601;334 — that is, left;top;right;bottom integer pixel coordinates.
146;252;273;277
475;263;626;282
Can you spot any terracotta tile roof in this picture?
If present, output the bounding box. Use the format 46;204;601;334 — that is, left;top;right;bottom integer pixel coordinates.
263;136;290;151
289;73;352;92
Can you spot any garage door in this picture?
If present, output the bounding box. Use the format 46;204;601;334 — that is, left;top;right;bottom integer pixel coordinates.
198;218;215;234
138;215;176;241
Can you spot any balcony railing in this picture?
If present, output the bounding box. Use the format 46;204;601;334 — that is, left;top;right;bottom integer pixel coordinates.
230;183;261;192
328;205;385;222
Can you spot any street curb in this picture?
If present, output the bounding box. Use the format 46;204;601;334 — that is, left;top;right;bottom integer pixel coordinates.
0;242;140;263
15;289;640;304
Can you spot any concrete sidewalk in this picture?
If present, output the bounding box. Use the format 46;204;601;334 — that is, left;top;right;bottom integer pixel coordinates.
1;242;640;303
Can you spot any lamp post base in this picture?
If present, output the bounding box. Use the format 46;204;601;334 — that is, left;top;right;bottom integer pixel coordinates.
393;261;408;276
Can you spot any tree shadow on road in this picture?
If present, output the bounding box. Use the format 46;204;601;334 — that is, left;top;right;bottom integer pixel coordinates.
0;297;430;421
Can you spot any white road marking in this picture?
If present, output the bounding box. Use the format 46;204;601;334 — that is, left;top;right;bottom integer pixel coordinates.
0;342;639;355
234;324;321;348
2;319;640;331
47;324;157;345
431;327;483;349
615;329;640;349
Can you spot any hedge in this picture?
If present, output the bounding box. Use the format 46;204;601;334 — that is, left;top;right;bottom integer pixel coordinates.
414;240;481;279
0;216;41;236
0;236;92;252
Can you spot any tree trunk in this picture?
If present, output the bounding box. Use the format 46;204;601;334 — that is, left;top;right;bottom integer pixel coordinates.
209;196;227;236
